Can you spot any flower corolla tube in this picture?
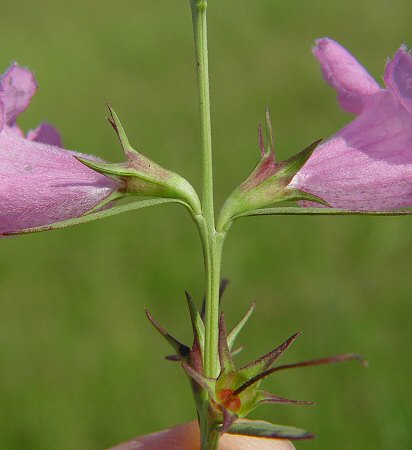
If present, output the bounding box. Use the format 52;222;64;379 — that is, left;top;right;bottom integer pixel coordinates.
290;38;412;210
0;63;119;233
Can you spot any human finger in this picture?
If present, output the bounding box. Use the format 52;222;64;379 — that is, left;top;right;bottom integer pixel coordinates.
107;420;296;450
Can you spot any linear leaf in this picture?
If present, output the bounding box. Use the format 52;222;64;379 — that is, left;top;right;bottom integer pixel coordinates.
2;198;184;235
225;420;314;440
233;207;412;220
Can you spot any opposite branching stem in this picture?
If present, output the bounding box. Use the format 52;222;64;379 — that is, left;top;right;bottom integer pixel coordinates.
191;1;223;449
191;0;219;380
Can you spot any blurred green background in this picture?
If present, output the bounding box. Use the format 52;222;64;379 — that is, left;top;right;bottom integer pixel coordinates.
1;1;411;449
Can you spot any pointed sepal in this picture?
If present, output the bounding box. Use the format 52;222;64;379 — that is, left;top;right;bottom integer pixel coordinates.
185;291;205;354
282;188;330;206
165;354;180;362
268;352;367;374
220;407;238;434
217;110;325;231
74;157;132;181
225;420;315;440
145;309;191;360
106;104;135;157
184;291;205;374
227;302;255;350
230;346;244;358
83;191;125;214
143;283;365;442
264;108;275;157
76;106;201;214
182;363;216;400
234;351;365;399
275;139;322;182
256;391;314;406
218;313;235;373
234;332;301;386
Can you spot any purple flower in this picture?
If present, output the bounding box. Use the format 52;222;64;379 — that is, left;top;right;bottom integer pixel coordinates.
0;63;119;233
290;38;412;210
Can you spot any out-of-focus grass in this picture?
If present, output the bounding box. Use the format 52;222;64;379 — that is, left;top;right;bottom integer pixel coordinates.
0;1;411;449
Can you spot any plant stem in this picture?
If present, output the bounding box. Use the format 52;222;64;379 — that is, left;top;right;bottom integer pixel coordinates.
191;1;224;449
191;0;219;380
191;0;214;227
195;217;225;379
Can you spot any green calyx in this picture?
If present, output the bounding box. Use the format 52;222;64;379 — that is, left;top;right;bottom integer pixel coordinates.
217;110;327;231
77;106;201;215
145;282;365;441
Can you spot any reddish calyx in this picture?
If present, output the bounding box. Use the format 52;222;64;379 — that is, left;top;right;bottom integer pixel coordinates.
217;389;241;412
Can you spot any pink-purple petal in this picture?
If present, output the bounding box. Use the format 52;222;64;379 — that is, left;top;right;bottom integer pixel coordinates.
0;63;37;124
3;123;25;138
27;123;63;147
313;38;381;114
0;133;119;233
0;62;121;234
290;40;412;211
0;100;4;132
384;45;412;114
291;91;412;210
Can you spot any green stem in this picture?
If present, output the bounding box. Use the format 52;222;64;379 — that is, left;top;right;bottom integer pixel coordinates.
195;217;225;379
190;1;223;449
204;235;223;380
191;0;219;380
191;0;214;226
